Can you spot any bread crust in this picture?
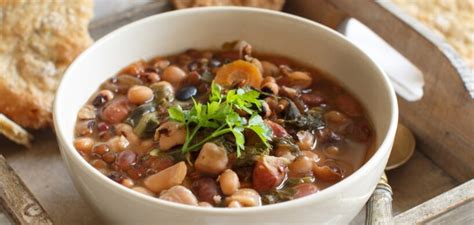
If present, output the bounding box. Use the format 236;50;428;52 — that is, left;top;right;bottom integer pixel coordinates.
0;0;93;129
172;0;285;11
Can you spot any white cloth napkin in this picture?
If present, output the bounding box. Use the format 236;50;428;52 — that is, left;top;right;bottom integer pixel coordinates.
340;18;425;102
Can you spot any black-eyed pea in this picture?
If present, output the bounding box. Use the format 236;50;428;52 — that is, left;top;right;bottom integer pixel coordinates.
261;76;279;95
260;100;271;118
115;123;139;144
155;121;186;151
93;90;114;107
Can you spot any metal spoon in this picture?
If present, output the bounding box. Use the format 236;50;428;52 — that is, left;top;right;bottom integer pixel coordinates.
385;123;416;170
366;123;416;225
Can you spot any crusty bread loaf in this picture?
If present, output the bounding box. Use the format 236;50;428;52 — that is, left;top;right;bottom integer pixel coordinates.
0;0;93;129
172;0;285;11
392;0;474;68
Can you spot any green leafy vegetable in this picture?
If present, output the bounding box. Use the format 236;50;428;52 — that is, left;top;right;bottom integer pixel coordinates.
167;82;272;156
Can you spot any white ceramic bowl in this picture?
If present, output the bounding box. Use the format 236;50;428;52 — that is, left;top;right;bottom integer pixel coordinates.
54;7;398;225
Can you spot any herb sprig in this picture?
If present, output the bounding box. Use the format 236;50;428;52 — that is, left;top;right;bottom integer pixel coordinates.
168;83;271;156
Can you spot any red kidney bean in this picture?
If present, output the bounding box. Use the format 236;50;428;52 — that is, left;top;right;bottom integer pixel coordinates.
191;177;220;204
301;93;324;106
252;156;286;192
264;120;288;138
143;155;175;172
117;150;137;170
97;122;110;132
127;167;144;180
100;98;130;124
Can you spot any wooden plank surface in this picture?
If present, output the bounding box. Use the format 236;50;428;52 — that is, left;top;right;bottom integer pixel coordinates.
386;151;458;214
0;132;100;225
0;155;53;225
394;179;474;224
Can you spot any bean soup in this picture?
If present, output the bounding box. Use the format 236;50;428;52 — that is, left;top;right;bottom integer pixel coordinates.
73;41;375;208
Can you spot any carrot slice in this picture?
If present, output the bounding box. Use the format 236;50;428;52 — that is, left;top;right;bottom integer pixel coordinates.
214;60;263;88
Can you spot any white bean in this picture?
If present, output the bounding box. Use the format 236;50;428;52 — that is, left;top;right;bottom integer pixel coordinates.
127;85;153;105
195;142;228;175
219;169;240;196
144;161;187;193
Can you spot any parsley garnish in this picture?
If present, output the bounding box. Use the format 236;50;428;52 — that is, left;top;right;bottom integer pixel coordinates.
168;83;272;156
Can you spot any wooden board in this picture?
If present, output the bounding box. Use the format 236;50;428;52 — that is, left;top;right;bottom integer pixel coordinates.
0;155;52;225
394;179;474;224
0;132;99;225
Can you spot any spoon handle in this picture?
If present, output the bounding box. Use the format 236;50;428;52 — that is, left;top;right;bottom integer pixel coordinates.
366;173;394;225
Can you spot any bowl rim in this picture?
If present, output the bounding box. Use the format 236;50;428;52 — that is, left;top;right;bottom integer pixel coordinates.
53;6;398;214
